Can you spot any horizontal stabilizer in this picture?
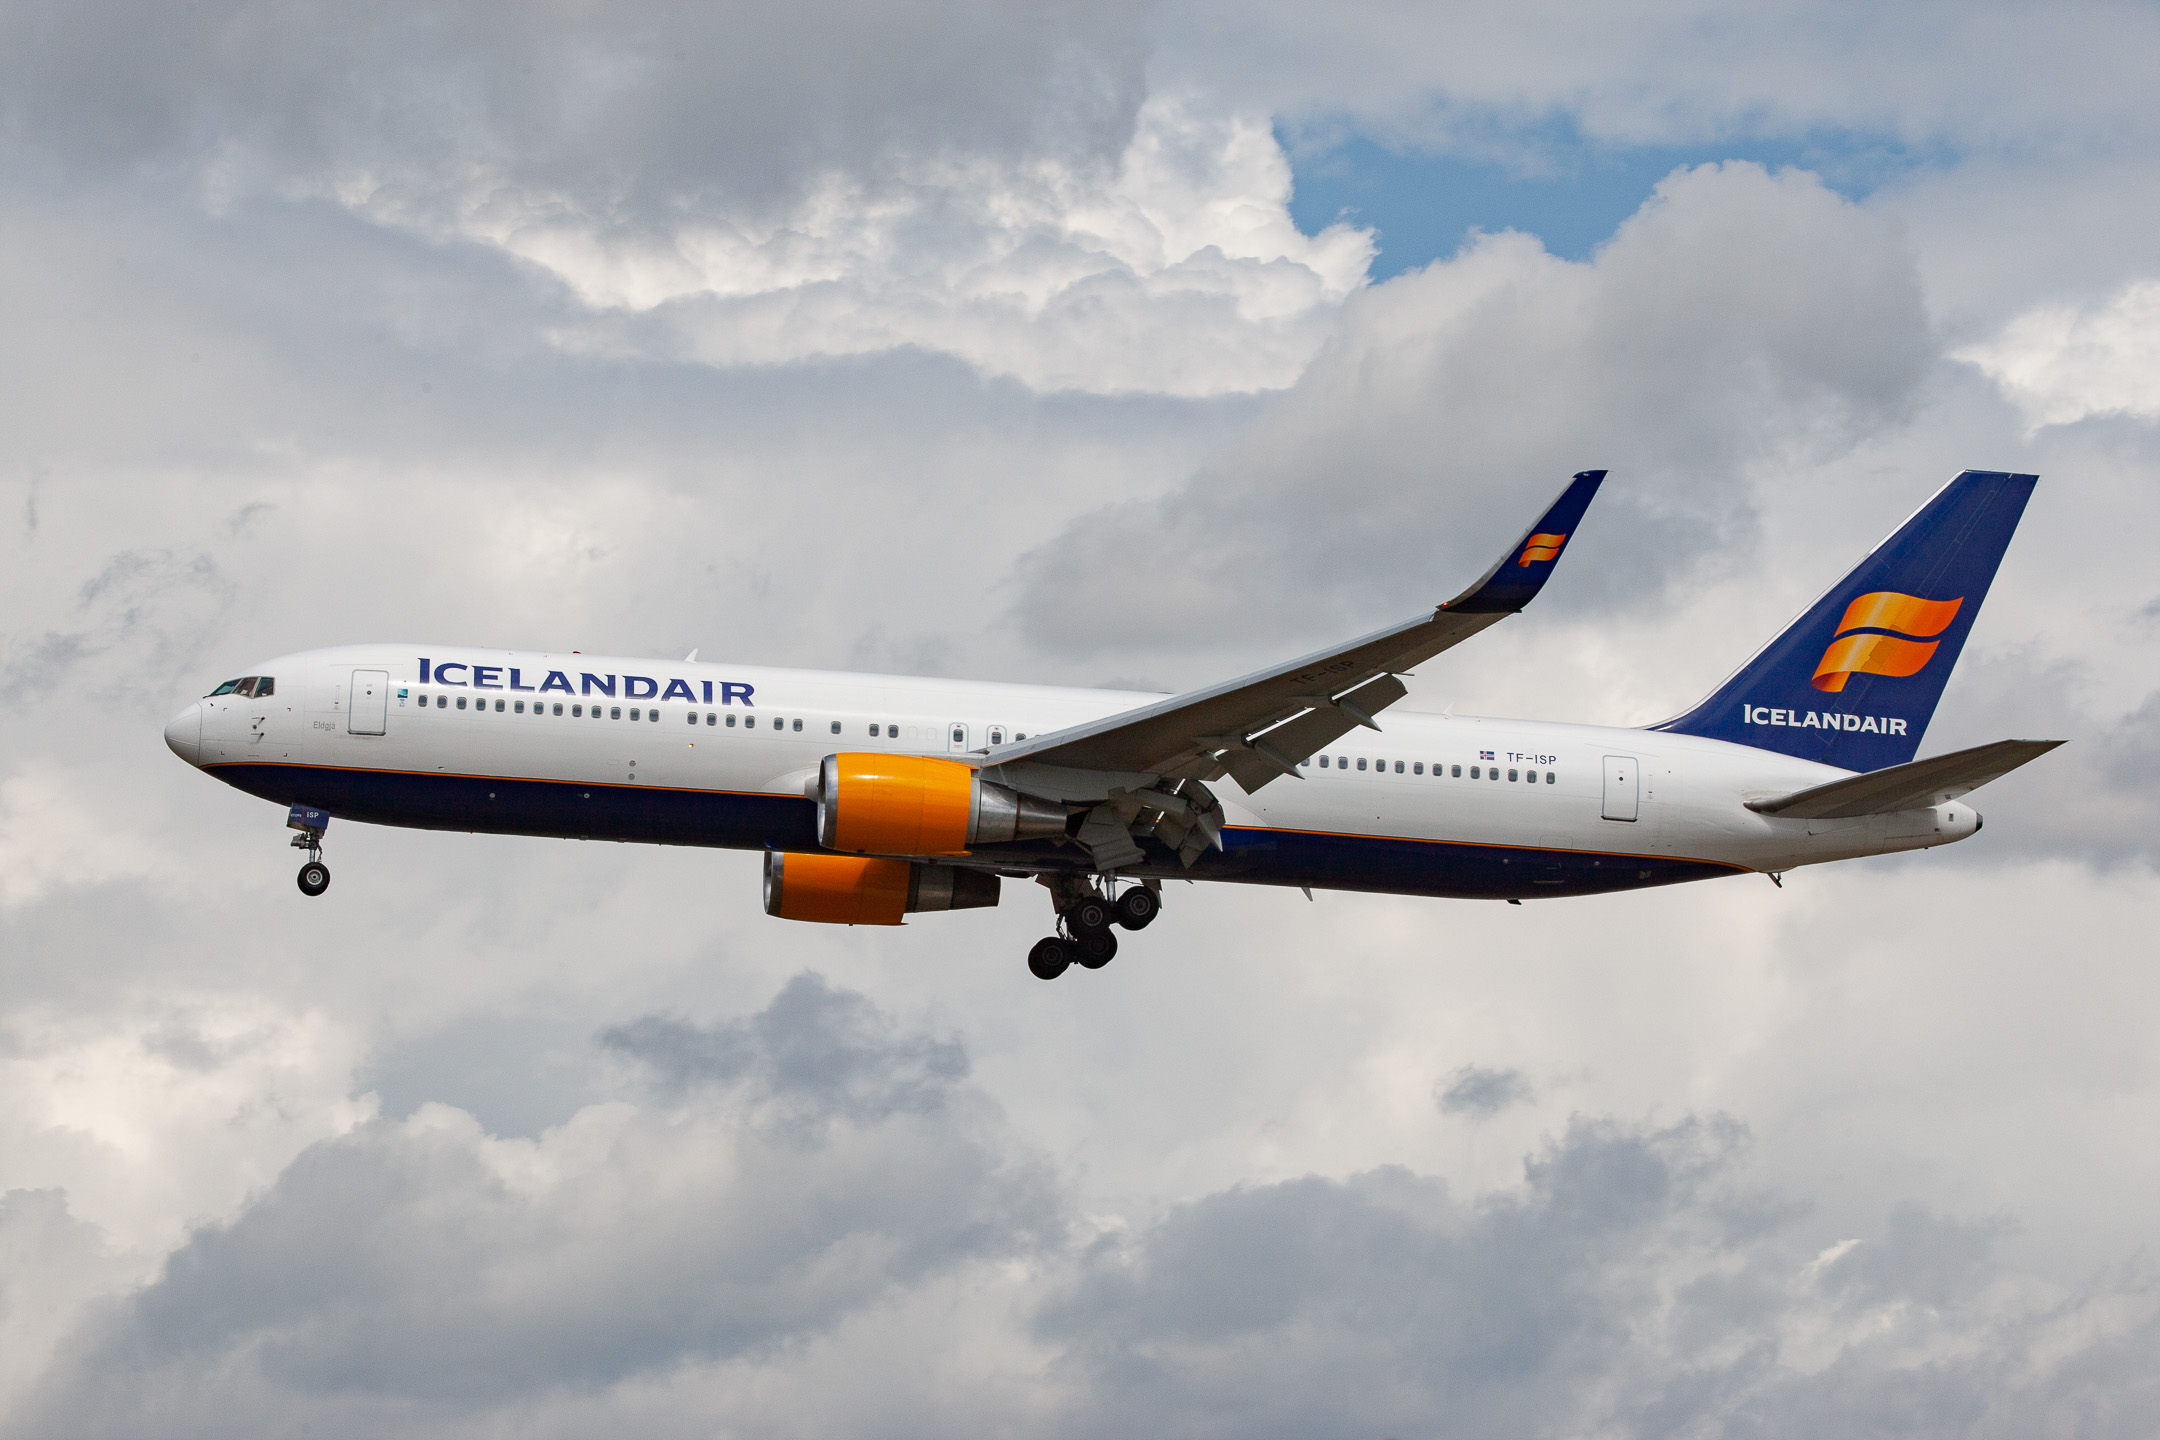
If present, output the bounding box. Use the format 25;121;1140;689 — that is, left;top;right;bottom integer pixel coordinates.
1746;738;2062;819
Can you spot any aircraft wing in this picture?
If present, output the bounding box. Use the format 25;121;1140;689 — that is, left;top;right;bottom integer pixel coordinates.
987;471;1605;796
1746;738;2063;819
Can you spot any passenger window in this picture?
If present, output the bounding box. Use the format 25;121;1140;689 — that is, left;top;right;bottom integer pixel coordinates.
1490;768;1500;781
1546;771;1555;784
1414;762;1423;775
988;726;1005;746
1015;733;1026;741
687;712;697;725
868;723;880;737
1356;758;1367;771
793;718;802;732
1450;764;1460;777
830;721;841;734
1469;765;1478;778
629;708;640;721
611;707;621;720
706;712;715;725
514;701;525;713
1508;768;1518;781
437;695;447;708
727;714;736;727
650;709;659;722
457;697;467;710
951;725;964;744
417;694;428;706
1337;755;1347;768
572;704;583;717
1319;755;1329;768
1395;761;1404;774
1525;769;1536;782
554;704;564;716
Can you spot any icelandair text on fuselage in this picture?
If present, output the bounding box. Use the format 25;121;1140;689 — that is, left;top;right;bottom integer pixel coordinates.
418;659;753;706
1743;704;1906;734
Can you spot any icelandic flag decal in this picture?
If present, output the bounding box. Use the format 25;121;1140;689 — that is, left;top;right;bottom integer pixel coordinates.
1479;749;1494;760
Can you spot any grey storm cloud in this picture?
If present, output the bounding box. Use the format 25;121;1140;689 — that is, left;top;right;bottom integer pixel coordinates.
1011;160;1932;658
1037;1119;2160;1440
0;0;1150;220
1435;1063;1535;1118
13;975;1058;1434
601;971;972;1137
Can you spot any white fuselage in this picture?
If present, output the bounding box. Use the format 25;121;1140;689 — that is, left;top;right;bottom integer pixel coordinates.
165;644;1980;900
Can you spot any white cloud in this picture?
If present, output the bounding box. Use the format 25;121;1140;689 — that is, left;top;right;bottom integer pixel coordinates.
1956;279;2160;431
1011;160;1930;658
372;98;1373;396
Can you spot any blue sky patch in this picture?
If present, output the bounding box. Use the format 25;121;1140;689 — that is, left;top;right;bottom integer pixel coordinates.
1283;123;1947;279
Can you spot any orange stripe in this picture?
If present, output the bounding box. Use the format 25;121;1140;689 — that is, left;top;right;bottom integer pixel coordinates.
209;763;1745;873
1223;823;1741;872
1810;632;1939;692
1833;591;1962;639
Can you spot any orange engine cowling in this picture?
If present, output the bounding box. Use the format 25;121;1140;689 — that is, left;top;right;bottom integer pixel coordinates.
816;753;1066;856
763;852;1000;926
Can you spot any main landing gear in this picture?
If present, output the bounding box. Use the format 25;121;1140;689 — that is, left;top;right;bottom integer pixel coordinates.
288;802;331;897
1027;876;1160;980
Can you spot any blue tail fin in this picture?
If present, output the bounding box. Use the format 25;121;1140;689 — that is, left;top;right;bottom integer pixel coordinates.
1652;471;2036;772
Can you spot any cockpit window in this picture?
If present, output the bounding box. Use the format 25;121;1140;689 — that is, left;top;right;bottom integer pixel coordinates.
208;679;241;696
253;677;274;697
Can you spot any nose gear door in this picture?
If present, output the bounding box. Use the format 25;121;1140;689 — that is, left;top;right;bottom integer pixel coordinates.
349;670;389;735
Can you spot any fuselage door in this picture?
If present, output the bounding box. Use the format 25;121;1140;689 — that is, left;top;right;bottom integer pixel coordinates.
947;722;970;753
349;669;389;735
1601;754;1639;822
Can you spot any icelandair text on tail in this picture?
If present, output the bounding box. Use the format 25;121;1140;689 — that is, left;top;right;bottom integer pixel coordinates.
1744;705;1907;734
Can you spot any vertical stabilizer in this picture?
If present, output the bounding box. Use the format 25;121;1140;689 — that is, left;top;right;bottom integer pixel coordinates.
1652;471;2036;772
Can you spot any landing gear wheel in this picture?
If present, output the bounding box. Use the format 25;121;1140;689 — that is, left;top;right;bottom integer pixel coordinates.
1069;896;1113;932
297;860;331;897
1075;927;1118;969
1028;937;1072;980
1112;887;1159;930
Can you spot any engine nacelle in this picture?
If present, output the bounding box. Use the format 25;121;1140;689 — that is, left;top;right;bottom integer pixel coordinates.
763;852;1001;926
816;753;1067;855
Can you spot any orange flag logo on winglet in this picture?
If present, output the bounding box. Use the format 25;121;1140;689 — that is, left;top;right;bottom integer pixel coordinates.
1517;533;1567;567
1811;592;1963;692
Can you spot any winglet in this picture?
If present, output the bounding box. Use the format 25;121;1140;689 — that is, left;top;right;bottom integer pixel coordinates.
1442;470;1606;614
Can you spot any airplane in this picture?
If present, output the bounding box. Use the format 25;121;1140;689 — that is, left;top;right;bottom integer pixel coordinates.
163;469;2059;980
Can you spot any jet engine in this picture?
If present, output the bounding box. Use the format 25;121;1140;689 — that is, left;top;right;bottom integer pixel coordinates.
816;753;1067;855
763;851;1001;926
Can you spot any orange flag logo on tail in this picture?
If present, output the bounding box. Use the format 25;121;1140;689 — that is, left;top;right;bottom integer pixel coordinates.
1517;533;1567;567
1811;592;1963;692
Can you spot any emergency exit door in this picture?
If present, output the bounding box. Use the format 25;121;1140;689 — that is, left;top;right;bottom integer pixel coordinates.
1601;754;1639;821
349;670;389;735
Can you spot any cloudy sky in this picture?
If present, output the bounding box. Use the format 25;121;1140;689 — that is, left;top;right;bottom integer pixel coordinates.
4;1;2160;1434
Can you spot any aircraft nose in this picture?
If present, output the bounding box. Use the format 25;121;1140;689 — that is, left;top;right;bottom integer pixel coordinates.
164;702;202;765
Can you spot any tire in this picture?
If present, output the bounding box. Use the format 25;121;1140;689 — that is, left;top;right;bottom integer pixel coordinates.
1069;897;1112;932
297;861;331;897
1113;887;1159;930
1027;937;1071;980
1075;928;1117;969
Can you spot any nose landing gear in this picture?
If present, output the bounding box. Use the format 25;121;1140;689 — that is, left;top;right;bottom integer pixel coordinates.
288;803;331;897
1027;875;1158;979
